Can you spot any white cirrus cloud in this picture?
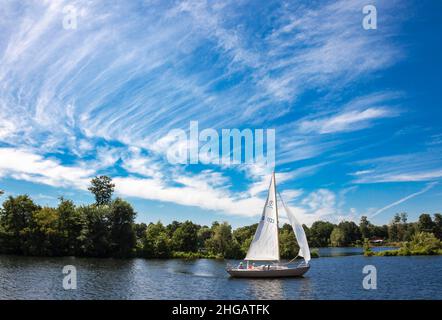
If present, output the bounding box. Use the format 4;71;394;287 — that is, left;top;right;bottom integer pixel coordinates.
298;107;395;134
0;148;93;189
370;182;438;218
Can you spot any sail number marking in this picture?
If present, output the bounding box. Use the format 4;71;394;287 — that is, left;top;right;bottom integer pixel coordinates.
261;216;275;223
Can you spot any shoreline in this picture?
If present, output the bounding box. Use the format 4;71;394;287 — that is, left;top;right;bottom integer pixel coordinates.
6;246;442;261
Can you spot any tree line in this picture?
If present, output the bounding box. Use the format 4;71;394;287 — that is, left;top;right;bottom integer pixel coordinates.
306;212;442;247
0;177;441;259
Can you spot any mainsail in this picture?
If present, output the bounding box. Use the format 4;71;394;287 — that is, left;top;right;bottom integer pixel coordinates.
245;172;280;261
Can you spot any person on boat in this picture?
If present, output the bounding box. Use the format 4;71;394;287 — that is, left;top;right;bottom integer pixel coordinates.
238;262;244;269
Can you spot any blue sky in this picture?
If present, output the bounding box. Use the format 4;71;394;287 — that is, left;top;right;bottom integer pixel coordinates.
0;0;441;228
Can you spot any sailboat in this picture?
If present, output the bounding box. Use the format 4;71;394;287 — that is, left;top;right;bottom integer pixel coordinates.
226;172;311;278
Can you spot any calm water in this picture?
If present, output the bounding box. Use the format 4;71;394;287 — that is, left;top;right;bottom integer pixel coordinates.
1;248;441;300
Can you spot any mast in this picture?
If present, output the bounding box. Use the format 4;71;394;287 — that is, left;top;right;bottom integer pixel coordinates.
274;171;280;262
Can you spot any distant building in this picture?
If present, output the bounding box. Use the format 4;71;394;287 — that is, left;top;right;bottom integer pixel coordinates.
369;238;384;244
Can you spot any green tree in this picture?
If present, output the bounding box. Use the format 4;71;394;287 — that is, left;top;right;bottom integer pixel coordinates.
78;205;111;257
359;216;372;240
398;212;408;241
88;176;115;206
309;221;335;247
337;221;361;246
418;214;434;233
134;223;148;240
279;224;298;258
371;224;388;239
363;238;373;256
108;198;136;257
388;214;402;242
433;213;442;240
232;223;257;255
166;220;182;236
330;227;345;247
0;195;40;253
400;212;408;224
205;222;237;257
197;226;212;251
171;220;199;252
57;198;83;255
142;221;171;258
403;223;417;242
154;232;172;258
22;207;62;256
233;224;258;244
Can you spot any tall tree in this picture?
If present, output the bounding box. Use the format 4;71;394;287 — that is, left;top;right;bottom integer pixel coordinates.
371;224;388;239
330;227;345;247
388;214;403;242
309;221;335;247
205;222;240;257
57;198;83;255
134;223;148;240
418;213;434;233
337;221;361;246
0;195;40;253
88;176;115;206
398;212;408;241
166;220;182;236
171;220;199;252
78;205;111;257
108;198;137;257
142;221;171;258
197;226;213;251
279;225;298;258
400;212;408;224
233;223;258;256
22;207;62;256
359;216;372;240
433;213;442;240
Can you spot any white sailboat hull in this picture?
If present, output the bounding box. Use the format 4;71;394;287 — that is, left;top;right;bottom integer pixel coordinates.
226;265;310;278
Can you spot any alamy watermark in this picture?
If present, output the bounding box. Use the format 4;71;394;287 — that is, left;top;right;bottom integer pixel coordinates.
62;5;78;30
165;121;275;167
362;5;377;30
63;265;77;290
362;265;377;289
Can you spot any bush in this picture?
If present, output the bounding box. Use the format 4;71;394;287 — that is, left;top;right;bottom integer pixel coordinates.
374;232;442;256
310;249;320;258
408;231;442;254
376;250;398;256
171;251;218;259
363;238;373;256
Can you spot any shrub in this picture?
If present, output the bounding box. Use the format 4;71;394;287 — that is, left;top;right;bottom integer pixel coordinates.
310;249;320;258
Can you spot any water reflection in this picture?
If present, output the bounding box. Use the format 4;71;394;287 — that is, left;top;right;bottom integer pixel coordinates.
247;278;285;299
1;253;441;299
316;246;398;257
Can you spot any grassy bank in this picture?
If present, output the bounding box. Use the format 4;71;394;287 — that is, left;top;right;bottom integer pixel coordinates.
170;249;320;260
364;232;442;256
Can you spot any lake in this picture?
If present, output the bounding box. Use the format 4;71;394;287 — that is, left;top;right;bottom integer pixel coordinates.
1;247;441;299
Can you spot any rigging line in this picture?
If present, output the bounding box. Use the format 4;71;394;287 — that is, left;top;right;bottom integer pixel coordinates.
275;255;299;266
277;191;287;211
